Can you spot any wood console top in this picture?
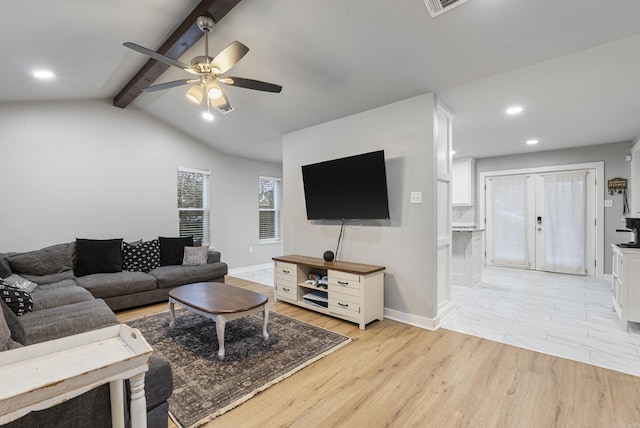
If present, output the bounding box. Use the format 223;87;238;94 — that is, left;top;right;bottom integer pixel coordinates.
273;255;385;275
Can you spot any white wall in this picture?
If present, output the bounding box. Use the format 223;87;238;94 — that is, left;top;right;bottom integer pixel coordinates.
282;94;438;323
0;99;283;268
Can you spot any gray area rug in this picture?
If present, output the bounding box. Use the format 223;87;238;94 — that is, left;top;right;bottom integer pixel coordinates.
126;308;350;428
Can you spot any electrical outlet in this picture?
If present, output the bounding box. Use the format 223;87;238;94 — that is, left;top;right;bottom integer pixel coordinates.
604;200;613;208
410;192;422;204
248;246;253;253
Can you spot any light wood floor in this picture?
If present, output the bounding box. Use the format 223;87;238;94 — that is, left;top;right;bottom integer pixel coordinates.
116;277;640;428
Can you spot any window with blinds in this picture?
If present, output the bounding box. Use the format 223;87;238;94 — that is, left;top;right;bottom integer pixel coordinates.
177;167;210;245
258;176;281;243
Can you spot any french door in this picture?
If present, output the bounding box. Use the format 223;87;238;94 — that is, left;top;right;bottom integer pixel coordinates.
485;169;596;275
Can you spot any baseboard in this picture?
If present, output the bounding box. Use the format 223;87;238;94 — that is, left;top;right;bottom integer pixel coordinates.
437;299;457;322
384;308;440;331
228;263;273;275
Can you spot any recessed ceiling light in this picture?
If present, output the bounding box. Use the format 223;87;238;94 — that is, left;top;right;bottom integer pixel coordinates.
202;112;214;121
32;70;55;79
506;106;523;115
526;139;539;145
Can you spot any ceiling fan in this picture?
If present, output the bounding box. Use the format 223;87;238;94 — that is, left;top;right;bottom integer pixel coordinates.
123;16;282;114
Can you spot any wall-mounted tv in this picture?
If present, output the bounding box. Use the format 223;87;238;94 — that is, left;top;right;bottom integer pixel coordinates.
301;150;390;220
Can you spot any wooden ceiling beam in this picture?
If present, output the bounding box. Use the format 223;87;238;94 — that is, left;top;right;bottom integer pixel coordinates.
113;0;243;108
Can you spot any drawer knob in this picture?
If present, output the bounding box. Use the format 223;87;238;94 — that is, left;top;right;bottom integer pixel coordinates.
282;269;290;274
338;281;349;286
338;302;349;307
282;287;290;292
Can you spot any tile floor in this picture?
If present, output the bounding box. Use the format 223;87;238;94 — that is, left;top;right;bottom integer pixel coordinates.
229;265;640;376
228;266;274;287
442;266;640;377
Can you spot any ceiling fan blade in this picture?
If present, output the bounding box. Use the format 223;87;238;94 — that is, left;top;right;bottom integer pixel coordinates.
123;42;193;72
220;76;282;93
210;41;249;74
142;79;196;92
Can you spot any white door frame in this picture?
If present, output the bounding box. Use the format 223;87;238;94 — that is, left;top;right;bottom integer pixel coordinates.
479;162;604;279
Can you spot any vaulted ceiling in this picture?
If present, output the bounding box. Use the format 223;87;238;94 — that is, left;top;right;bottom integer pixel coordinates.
2;0;640;163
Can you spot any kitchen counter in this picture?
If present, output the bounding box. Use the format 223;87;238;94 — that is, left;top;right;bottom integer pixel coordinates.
452;228;484;287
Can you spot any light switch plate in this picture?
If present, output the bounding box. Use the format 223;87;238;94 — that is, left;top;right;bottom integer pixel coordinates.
410;192;422;204
604;200;613;208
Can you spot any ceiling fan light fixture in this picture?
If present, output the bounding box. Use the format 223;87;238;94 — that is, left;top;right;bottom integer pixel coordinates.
202;111;214;121
208;86;223;100
186;85;204;104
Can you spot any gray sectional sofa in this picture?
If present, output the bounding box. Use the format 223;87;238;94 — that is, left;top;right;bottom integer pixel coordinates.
0;239;229;427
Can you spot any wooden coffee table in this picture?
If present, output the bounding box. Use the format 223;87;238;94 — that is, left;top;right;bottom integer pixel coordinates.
168;282;269;360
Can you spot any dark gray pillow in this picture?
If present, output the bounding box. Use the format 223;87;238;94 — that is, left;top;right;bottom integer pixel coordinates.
159;236;193;266
7;243;74;276
0;253;11;278
74;238;123;277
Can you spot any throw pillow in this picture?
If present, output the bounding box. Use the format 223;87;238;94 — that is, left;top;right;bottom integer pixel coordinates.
182;245;209;266
123;239;160;273
2;274;38;293
0;253;12;278
159;236;193;266
0;280;34;316
74;238;124;277
7;242;74;276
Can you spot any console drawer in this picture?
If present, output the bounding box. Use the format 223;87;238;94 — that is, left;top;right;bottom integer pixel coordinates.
329;295;360;318
329;270;361;283
328;272;360;296
276;283;297;301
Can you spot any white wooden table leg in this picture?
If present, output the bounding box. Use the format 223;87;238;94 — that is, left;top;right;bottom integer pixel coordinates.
109;379;125;428
215;315;226;360
168;299;176;328
262;308;269;340
129;372;147;428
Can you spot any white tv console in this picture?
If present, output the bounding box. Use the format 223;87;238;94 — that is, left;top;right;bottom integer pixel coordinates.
272;255;385;330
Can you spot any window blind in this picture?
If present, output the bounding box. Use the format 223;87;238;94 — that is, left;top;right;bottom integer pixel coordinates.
258;176;281;242
177;168;210;245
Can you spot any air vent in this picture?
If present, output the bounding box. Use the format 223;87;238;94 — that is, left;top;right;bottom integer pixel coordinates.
424;0;469;18
219;105;235;115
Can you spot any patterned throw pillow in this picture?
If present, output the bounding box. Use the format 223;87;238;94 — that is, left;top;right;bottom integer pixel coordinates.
0;280;34;316
182;246;209;266
123;239;160;273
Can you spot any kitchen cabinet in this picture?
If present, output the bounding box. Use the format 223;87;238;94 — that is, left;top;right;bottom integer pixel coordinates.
452;158;475;206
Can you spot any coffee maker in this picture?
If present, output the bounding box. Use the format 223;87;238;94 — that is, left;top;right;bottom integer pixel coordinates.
619;217;640;248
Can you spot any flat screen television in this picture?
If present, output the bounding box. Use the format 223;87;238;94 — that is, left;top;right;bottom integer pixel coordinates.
301;150;390;220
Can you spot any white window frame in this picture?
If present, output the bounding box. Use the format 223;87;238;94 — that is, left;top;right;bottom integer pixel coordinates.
258;176;282;244
177;167;211;245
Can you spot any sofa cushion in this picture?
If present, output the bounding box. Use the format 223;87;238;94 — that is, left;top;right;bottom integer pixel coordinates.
20;270;75;285
0;307;23;351
149;262;228;289
159;236;193;266
74;238;123;277
30;280;94;311
76;271;157;299
123;239;160;273
0;280;34;316
7;243;74;276
182;245;209;266
19;299;119;345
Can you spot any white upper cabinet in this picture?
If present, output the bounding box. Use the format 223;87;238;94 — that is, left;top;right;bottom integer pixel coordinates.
452;158;475;206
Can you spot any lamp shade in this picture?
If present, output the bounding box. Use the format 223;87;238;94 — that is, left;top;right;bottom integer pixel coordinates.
186;85;204;104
